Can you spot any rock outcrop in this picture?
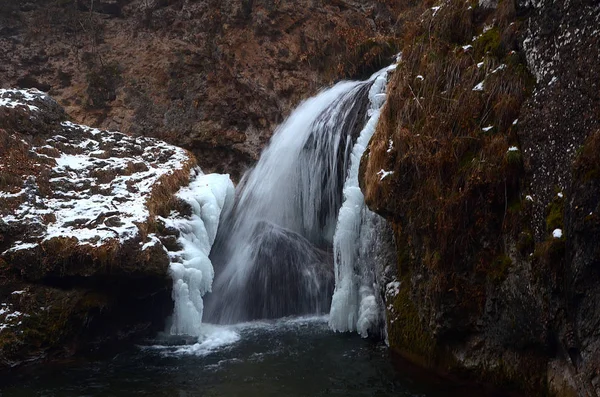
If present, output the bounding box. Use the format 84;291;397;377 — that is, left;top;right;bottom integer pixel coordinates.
361;0;599;395
0;88;220;368
0;0;403;180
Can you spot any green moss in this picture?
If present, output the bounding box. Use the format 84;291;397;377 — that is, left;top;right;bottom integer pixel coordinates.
517;229;534;254
545;196;564;232
583;169;600;181
533;238;565;265
387;237;436;362
474;27;504;58
505;148;522;167
387;272;436;361
488;254;512;282
573;132;600;183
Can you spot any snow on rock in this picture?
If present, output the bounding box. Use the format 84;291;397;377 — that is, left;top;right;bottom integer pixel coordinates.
473;81;485;91
0;89;45;111
0;88;234;323
386;281;401;297
0;99;194;251
0;303;29;333
552;229;563;239
0;88;236;366
387;139;394;153
377;169;394;181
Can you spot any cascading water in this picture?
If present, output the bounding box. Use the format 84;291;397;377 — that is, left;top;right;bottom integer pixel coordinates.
205;64;397;331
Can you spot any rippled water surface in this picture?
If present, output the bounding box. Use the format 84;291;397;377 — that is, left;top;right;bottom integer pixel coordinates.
0;317;496;397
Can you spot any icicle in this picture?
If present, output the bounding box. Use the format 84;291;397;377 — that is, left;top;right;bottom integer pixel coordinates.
329;65;395;337
165;170;234;337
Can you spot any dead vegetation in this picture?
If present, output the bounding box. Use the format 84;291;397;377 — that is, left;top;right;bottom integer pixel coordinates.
362;0;533;339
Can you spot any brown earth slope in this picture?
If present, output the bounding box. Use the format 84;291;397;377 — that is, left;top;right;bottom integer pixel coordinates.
0;0;405;180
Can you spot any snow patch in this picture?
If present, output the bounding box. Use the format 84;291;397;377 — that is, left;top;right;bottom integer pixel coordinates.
377;169;394;181
0;89;44;112
386;281;401;297
473;81;485;91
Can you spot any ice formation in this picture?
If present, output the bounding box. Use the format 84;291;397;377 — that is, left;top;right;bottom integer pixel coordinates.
165;171;234;337
329;65;396;337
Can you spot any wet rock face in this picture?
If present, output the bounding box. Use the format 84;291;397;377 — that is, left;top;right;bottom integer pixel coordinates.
0;89;200;368
0;0;402;181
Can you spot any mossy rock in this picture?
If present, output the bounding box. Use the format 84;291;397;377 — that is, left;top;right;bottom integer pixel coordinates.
474;27;504;58
545;195;565;232
386;275;436;363
573;131;600;183
0;286;91;367
488;254;512;283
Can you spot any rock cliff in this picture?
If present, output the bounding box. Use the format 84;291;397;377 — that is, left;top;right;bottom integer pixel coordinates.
361;0;599;395
0;88;225;367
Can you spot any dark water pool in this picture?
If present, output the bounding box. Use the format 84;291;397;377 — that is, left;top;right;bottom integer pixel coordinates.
0;317;500;396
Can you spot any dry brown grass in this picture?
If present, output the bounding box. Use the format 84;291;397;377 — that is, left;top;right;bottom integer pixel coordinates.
139;150;198;242
363;0;532;304
0;129;58;214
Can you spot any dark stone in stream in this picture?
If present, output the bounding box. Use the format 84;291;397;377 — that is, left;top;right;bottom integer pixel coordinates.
206;221;334;323
242;222;334;320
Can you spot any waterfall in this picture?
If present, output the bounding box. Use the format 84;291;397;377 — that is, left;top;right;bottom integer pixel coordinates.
205;65;396;329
